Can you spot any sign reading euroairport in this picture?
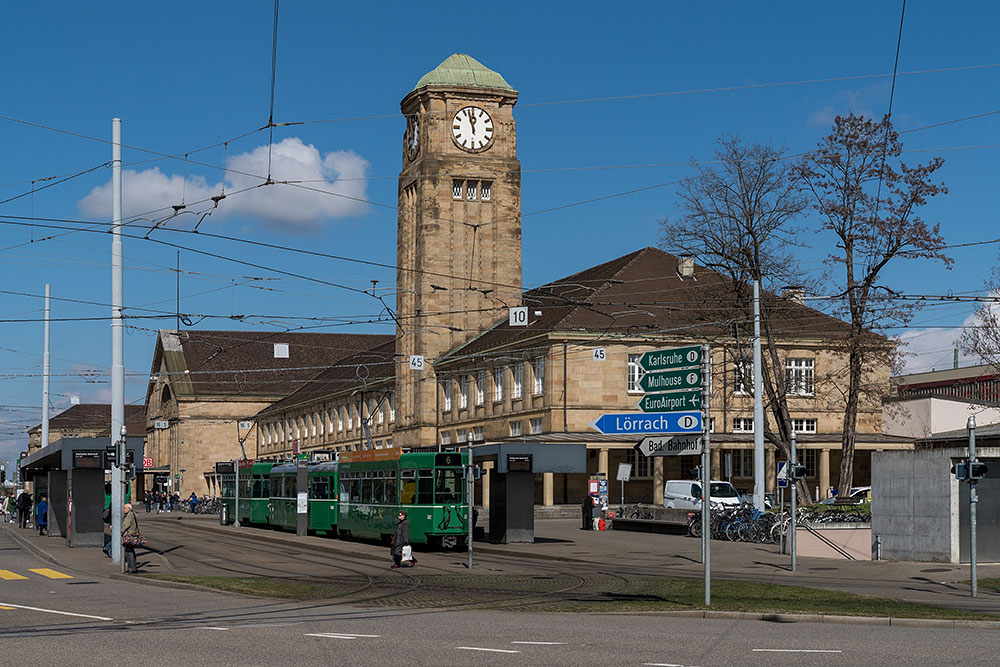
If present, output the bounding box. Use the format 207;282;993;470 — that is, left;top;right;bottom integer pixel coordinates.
636;389;702;412
589;411;702;435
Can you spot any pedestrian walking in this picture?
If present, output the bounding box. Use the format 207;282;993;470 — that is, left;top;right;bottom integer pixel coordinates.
36;494;48;536
143;490;151;513
187;492;199;514
120;503;142;574
0;495;8;523
16;490;31;528
391;510;415;568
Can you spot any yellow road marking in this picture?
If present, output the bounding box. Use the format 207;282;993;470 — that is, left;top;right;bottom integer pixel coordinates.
0;570;28;580
28;569;73;580
0;605;14;610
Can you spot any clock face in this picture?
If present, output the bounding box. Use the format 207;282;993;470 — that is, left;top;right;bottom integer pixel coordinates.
404;115;419;161
452;106;494;152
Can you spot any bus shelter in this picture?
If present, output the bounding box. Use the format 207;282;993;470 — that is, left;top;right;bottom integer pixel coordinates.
470;442;586;543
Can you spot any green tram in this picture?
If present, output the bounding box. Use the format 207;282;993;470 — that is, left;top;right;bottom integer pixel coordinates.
219;448;470;548
220;461;274;525
338;448;469;547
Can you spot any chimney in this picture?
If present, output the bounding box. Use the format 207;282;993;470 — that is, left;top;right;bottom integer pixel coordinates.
677;254;695;280
782;285;805;305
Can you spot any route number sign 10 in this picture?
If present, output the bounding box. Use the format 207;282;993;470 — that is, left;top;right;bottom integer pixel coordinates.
509;307;528;327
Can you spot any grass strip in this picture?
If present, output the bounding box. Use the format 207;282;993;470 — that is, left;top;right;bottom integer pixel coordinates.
141;574;991;620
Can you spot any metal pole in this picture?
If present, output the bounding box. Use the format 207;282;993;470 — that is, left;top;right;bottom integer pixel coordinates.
790;430;797;572
41;285;50;449
110;118;124;569
778;484;785;555
466;455;474;569
752;280;765;511
234;459;240;527
701;343;711;606
968;415;977;598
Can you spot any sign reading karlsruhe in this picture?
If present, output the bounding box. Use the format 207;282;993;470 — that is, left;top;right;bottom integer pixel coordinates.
634;435;703;457
636;389;701;412
639;345;702;373
589;411;702;435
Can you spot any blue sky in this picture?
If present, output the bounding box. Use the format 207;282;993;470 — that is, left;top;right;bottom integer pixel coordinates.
2;2;999;464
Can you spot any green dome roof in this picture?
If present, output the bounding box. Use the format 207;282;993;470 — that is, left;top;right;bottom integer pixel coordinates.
412;54;515;93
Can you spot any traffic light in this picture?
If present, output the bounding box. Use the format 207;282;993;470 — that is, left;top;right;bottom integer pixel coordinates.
970;461;988;481
951;462;969;481
789;464;807;480
0;468;5;484
689;466;702;479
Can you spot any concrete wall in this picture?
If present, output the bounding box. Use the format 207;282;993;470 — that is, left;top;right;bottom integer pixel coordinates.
873;447;1000;563
872;449;956;562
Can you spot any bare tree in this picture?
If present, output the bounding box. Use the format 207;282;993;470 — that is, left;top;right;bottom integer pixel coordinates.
959;269;1000;369
795;114;950;492
659;135;813;499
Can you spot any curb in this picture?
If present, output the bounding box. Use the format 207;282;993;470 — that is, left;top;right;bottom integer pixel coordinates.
616;609;1000;629
1;525;67;569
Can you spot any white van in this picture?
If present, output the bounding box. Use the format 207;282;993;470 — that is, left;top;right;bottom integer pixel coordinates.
663;479;742;510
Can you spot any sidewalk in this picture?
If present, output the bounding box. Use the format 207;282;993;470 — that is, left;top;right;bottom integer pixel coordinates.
5;514;1000;615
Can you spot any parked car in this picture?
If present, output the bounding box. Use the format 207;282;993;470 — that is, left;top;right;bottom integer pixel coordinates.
663;479;743;510
819;485;871;505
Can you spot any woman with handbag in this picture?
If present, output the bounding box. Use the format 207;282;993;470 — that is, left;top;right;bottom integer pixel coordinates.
120;503;142;574
391;511;416;568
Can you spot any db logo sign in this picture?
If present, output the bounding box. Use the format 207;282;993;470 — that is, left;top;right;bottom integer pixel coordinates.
143;457;154;468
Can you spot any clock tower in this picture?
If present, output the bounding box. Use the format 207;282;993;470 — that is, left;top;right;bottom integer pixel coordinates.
394;54;521;447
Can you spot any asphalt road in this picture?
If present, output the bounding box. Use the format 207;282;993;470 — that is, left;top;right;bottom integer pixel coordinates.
3;524;1000;666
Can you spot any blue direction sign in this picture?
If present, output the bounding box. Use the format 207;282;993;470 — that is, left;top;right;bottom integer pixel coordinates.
640;345;702;373
636;390;701;413
589;411;702;435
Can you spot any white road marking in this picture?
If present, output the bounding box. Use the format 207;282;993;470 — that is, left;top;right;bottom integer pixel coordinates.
644;663;700;667
199;627;230;631
512;641;566;645
457;647;520;654
0;602;112;621
305;633;381;640
753;649;842;653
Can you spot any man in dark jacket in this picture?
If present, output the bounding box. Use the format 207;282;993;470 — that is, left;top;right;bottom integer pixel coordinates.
16;491;31;529
391;511;415;568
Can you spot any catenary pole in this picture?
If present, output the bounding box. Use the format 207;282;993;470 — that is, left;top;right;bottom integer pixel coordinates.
752;280;765;511
790;428;798;572
701;343;711;606
110;118;124;568
41;284;50;450
968;415;978;598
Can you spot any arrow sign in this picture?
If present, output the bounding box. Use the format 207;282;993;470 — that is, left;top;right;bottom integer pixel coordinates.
634;435;703;457
640;345;702;373
589;411;702;435
636;390;701;412
639;368;702;392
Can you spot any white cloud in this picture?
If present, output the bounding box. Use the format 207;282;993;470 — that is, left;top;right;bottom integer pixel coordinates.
895;311;981;375
79;138;370;233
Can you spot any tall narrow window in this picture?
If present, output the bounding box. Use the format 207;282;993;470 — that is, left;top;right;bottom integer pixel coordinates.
473;426;484;442
338;407;345;432
460;376;469;409
509;420;522;437
476;371;486;405
441;431;451;445
734;360;754;395
530;417;543;434
480;181;492;201
533;357;544;394
456;428;467;443
466;180;477;200
443;381;452;412
347;407;353;430
513;363;523;399
389;393;395;422
494;367;504;402
452;180;462;199
377;399;384;424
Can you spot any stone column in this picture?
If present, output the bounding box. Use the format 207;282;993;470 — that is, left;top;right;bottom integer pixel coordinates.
653;456;664;504
542;472;554;507
819;448;831;501
482;461;494;509
598;447;609;477
765;446;776;493
711;449;721;479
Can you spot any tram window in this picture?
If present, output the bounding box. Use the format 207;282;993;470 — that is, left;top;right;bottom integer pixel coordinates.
400;469;416;505
361;478;372;503
221;478;235;498
416;469;434;505
435;468;463;504
340;478;352;502
311;479;328;500
262;478;271;497
372;477;384;504
240;478;252;498
252;476;262;498
385;475;398;504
